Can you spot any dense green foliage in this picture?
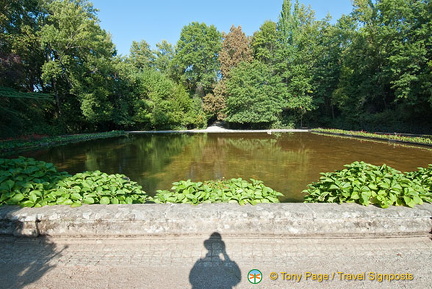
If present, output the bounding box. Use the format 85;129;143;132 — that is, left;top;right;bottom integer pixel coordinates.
407;165;432;201
1;157;284;207
1;0;432;137
303;161;432;208
225;61;286;126
53;171;148;206
172;22;222;97
312;128;432;146
2;157;430;208
0;131;125;155
0;157;148;207
153;178;283;205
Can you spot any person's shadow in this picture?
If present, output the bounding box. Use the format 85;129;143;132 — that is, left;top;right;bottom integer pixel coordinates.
0;206;65;289
189;232;241;289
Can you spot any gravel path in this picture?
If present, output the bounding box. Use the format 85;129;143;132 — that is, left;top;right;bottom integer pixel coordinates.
0;235;431;289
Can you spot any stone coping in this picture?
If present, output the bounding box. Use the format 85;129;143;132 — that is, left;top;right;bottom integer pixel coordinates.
0;203;431;238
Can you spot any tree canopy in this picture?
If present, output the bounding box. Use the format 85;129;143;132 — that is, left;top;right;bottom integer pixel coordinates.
1;0;432;138
172;22;222;97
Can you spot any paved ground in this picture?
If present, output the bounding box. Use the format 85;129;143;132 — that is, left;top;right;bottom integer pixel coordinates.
0;234;431;289
1;204;430;288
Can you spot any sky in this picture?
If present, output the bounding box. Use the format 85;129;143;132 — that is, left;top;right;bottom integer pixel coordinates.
90;0;354;56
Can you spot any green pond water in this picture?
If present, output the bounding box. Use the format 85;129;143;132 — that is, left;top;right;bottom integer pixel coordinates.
20;132;432;202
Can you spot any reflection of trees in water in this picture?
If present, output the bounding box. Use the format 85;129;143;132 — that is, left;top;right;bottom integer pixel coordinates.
22;134;195;195
161;134;312;201
126;134;207;193
189;233;241;289
82;134;195;194
20;133;432;200
21;133;314;200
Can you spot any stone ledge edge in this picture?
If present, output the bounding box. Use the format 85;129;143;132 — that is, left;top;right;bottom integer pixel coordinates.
0;203;431;238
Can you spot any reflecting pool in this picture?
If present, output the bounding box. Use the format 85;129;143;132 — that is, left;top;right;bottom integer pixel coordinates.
19;133;432;202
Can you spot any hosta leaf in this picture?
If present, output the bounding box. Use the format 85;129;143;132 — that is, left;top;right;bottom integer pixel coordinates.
100;196;110;205
71;193;82;201
71;202;82;208
83;197;95;204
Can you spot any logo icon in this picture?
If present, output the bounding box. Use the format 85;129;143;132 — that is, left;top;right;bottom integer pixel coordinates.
248;269;263;284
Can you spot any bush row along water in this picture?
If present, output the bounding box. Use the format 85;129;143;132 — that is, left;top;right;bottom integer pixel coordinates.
0;131;126;155
311;128;432;146
0;157;431;208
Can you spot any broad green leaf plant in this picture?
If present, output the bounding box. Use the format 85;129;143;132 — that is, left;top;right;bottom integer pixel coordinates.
0;157;283;207
153;178;283;205
0;157;148;207
304;161;432;208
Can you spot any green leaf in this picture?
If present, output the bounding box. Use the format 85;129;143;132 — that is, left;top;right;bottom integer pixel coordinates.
83;197;95;204
71;202;82;208
3;180;15;191
100;196;110;205
71;193;82;201
9;193;25;203
20;200;35;207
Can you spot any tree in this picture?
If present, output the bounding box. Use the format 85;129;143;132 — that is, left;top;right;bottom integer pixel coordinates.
0;0;58;137
251;21;280;65
275;0;322;126
378;0;432;107
326;0;432;131
39;0;116;125
129;40;153;71
172;22;222;97
204;26;252;120
0;87;54;137
153;40;175;75
309;17;347;124
333;1;391;120
218;25;252;78
133;70;205;129
0;0;46;91
225;60;286;126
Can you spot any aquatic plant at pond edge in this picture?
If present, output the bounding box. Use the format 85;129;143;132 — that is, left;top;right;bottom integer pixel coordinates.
303;161;432;208
406;165;432;203
50;171;148;207
311;128;432;146
2;157;430;208
152;178;283;205
0;157;283;207
0;157;148;207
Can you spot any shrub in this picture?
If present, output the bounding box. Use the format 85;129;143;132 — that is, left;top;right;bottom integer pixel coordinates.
303;161;429;208
406;165;432;203
153;178;283;205
0;157;70;207
49;171;148;207
0;157;148;207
